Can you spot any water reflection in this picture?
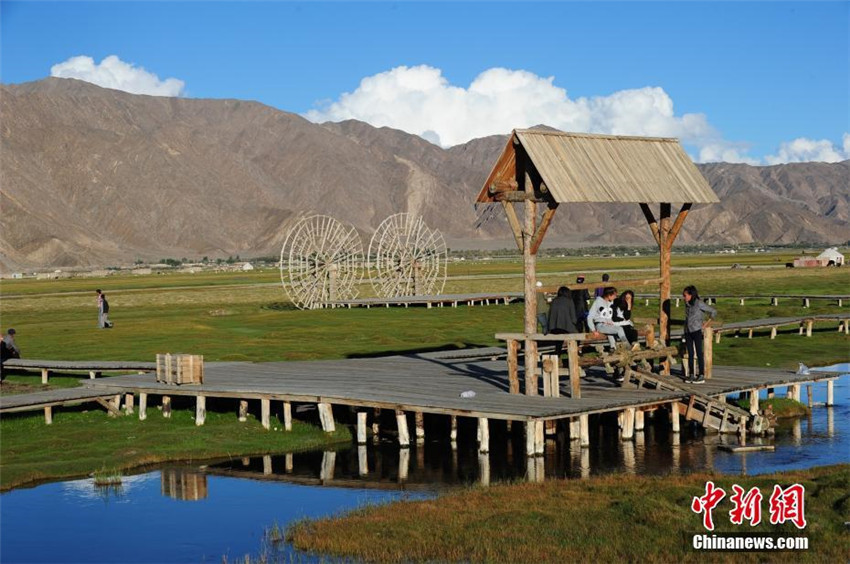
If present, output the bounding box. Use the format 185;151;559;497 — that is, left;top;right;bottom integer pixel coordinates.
161;468;208;501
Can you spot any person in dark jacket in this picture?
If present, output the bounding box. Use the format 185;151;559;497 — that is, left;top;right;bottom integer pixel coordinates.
594;273;610;298
548;286;578;358
682;285;717;384
572;275;590;332
612;290;639;345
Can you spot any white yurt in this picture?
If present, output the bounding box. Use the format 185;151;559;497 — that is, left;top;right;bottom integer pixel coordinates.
816;247;844;266
241;262;255;271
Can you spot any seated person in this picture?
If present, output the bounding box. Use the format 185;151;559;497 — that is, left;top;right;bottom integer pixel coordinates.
547;286;578;357
612;290;639;347
588;287;630;349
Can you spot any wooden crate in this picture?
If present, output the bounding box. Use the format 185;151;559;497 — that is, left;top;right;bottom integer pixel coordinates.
156;354;204;385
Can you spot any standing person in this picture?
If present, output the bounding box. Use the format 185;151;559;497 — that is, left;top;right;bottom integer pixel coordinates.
535;281;549;333
588;287;630;349
101;292;113;328
613;290;639;346
3;328;21;359
96;289;104;328
594;273;610;298
548;286;578;358
572;274;590;332
683;285;716;384
0;329;10;382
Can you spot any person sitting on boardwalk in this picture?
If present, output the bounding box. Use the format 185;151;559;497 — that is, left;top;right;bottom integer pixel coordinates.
536;281;549;333
572;275;590;332
682;285;716;385
588;287;630;349
1;328;20;382
594;273;610;298
548;286;578;358
612;290;639;346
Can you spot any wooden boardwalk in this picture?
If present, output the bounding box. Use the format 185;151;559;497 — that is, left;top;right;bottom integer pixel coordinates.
330;292;522;309
2;358;156;383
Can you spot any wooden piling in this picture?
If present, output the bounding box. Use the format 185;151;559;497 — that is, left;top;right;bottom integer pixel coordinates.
283;401;292;431
44;406;52;425
139;392;147;421
634;409;645;432
162;395;171;418
195;395;206;426
806;385;813;408
415;411;425;440
569;417;580;441
396;410;410;447
749;390;759;416
357;411;368;445
41;368;49;384
806;320;813;337
478;417;490;454
770;327;777;339
670;403;680;432
567;340;581;399
238;400;248;422
260;398;270;430
507;339;520;394
124;393;134;415
620;408;635;440
263;455;272;476
372;407;381;436
703;327;714;379
767;387;775;399
450;415;458;442
827;379;835;406
579;414;590;448
318;403;335;433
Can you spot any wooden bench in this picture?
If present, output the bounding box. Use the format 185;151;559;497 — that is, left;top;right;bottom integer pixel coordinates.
496;321;661;399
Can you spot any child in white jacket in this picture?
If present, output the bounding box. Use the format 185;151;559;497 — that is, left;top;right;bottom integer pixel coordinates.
588;287;629;349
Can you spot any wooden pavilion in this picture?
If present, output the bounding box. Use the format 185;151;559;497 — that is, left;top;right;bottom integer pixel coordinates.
476;129;719;393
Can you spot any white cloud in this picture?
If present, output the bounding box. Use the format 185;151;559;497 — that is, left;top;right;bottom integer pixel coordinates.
305;65;750;162
306;65;846;166
765;134;850;165
51;55;185;97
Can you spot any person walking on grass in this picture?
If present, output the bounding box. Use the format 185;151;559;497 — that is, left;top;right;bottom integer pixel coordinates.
96;289;113;328
683;285;716;385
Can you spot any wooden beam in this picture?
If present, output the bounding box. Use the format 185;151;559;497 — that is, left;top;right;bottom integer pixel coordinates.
658;203;672;347
501;201;524;252
488;179;519;194
523;198;539;396
667;203;693;248
494;191;547;203
529;202;559;255
537;277;662;293
640;203;661;245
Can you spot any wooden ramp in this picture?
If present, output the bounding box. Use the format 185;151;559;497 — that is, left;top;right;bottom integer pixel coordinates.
0;387;121;423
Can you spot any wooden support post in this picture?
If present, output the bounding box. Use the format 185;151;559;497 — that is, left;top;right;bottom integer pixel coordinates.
523;198;539;396
357;411;368;445
478;418;489;454
806;385;813;408
569;418;580;441
771;297;778;306
806;320;813;337
788;384;801;402
739;298;745;306
124;393;134;415
414;411;425;440
507;339;520;394
89;370;99;379
44;406;53;425
703;327;714;379
238;400;248;422
372;407;381;437
767;387;775;399
396;410;410;447
450;415;458;442
826;379;835;406
749;390;759;416
283;401;292;431
804;298;810;308
770;327;777;339
195;396;206;426
139;393;147;421
567;340;581;399
748;328;753;339
541;355;559;398
41;368;49;384
658;203;672;346
579;414;590;448
620;408;635;440
263;455;272;476
635;410;645;432
675;297;680;308
715;330;722;344
670;403;680;433
261;398;270;430
162;396;171;418
318;403;335;433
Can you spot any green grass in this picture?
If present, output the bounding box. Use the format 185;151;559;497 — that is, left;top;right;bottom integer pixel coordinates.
287;464;850;563
735;398;810;418
0;407;351;491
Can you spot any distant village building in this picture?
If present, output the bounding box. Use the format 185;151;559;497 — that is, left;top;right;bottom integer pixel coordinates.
241;262;255;271
793;247;844;268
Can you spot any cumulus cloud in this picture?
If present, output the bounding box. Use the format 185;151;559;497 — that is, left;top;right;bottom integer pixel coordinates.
305;65;750;161
51;55;185;97
306;65;845;165
764;133;850;164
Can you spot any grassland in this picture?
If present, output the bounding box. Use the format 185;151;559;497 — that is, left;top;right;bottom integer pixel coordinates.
287;464;850;563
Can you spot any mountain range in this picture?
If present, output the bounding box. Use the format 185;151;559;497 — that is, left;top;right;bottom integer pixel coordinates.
2;77;848;271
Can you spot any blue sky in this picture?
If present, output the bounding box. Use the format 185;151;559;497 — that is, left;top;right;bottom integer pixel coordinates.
2;1;848;163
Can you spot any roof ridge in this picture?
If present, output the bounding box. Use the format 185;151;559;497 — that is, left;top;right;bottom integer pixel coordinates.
514;129;679;143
